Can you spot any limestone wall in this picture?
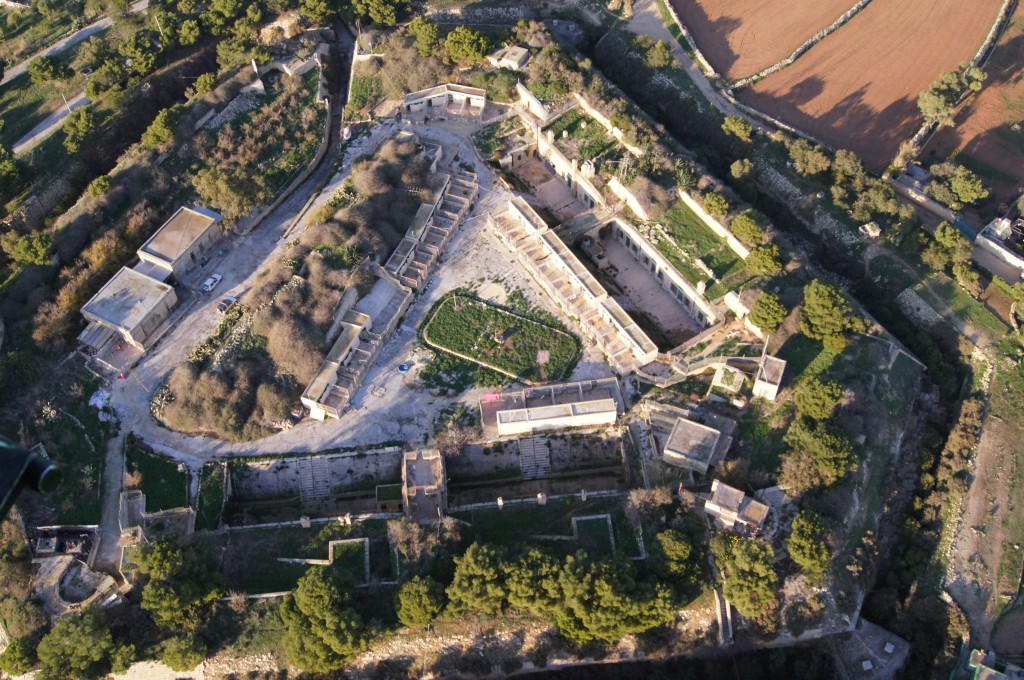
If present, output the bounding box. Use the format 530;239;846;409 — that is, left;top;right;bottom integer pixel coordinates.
677;189;751;259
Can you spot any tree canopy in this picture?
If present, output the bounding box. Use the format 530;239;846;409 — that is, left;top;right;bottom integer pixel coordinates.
703;192;730;219
353;0;406;25
926;162;989;209
722;115;752;142
408;17;440;58
36;607;134;680
446;542;508;615
799;279;865;350
788;138;830;176
780;420;856;495
129;540;224;631
280;566;367;673
0;231;52;266
397;576;445;628
27;55;71;83
794;378;844;420
710;534;778;632
62;107;97;153
918;66;985;127
787;510;830;580
748;291;787;333
746;244;783;276
444;26;488;65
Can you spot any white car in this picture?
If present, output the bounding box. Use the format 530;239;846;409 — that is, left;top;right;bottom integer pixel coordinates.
201;274;223;292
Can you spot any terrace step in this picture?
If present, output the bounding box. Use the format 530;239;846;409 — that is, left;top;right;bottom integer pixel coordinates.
518;436;551;481
298;457;331;501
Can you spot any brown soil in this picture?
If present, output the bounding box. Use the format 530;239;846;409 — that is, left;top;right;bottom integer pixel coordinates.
927;9;1024;205
947;417;1017;647
980;281;1015;328
670;0;854;81
738;0;1003;172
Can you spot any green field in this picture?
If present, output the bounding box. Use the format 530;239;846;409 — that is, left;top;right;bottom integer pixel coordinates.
125;439;188;512
546;108;621;161
917;276;1009;343
195;464;225;531
656;199;747;296
422;294;581;383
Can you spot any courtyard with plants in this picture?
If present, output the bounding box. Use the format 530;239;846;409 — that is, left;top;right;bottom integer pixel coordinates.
421;293;581;383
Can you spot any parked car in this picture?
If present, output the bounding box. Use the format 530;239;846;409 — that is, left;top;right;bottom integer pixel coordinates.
217;296;238;314
201;274;223;292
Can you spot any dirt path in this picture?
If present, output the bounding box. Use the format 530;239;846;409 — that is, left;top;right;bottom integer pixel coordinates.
93;430;125;577
946;415;1017;648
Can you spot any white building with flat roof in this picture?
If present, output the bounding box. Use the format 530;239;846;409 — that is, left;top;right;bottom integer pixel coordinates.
135;206;223;282
79;267;178;351
403;83;487;117
480;378;623;437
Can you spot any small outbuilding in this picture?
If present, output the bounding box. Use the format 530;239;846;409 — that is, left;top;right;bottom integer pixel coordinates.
662;417;724;476
703;479;769;533
487;45;531;71
403;84;487;117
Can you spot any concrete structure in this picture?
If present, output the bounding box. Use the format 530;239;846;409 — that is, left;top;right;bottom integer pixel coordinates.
480;378;623;438
493;196;657;372
403;84;486;117
663;417;724;475
703;480;768;533
487;45;531;71
402;449;447;523
79;267;178;351
976;217;1024;275
753;355;786;401
302;276;413;420
968;650;1024;680
135;206;223;282
608;218;718;328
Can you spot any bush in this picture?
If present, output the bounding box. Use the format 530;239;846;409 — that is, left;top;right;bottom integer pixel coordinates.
780;421;855;495
88;175;112;196
787;510;829;580
788;138;830;176
0;638;36;676
141;105;184;150
721;115;752;142
408;17;440;57
27;55;71;83
799;279;865;348
794;378;844;420
730;211;765;245
62;107;97;153
163;636;205;672
746;244;782;276
703;192;729;219
397;576;445;627
444;26;487;65
193;72;216;96
748;291;787;333
730;158;752;179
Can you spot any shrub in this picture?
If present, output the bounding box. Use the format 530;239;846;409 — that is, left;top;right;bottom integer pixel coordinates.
794;378;844;420
163;636;205;672
0;638;36;676
27;55;71;83
730;211;765;245
799;279;865;348
88;175;112;196
62;107;97;153
746;244;782;276
721;115;752;142
787;510;830;580
748;291;787;333
444;26;488;65
397;576;445;627
702;192;729;219
193;72;216;96
788;138;831;176
730;158;752;179
0;231;52;266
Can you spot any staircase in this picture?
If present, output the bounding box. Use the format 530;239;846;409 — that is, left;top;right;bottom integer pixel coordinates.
518;437;552;480
298;457;330;501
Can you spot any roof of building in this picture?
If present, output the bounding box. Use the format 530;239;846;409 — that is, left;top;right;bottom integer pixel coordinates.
709;479;769;527
756;356;786;386
139;206;222;265
81;267;175;332
664;418;720;467
489;45;531;67
404;83;486;104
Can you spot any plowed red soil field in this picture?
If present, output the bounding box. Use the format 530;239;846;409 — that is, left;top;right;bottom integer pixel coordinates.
926;9;1024;205
669;0;854;81
737;0;1003;172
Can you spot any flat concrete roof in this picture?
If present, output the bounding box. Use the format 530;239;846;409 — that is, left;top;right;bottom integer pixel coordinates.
665;417;720;466
82;267;174;332
404;83;486;104
709;480;769;527
139;206;221;265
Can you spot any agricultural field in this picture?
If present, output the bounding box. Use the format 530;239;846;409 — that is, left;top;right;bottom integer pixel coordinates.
737;0;1003;171
926;8;1024;205
669;0;854;81
421;294;581;383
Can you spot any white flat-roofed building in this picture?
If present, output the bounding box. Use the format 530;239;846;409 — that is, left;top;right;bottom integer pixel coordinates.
403;83;487;117
487;45;531;71
663;417;722;475
79;267;178;351
480;378;623;437
704;479;769;533
136;206;223;281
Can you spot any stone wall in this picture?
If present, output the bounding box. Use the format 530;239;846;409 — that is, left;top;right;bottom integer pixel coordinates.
677;189;750;259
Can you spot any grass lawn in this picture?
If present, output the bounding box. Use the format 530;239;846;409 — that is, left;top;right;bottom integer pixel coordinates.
656;199;746;295
546;108;621;161
918;276;1009;342
574;517;614;557
775;333;835;388
125;439;188;512
195;464;225;531
331;540;367;583
422;294;581;383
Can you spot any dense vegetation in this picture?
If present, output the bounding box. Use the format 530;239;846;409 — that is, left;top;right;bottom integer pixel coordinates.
422;294;581;383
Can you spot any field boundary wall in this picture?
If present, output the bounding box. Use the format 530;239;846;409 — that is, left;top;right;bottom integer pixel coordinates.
655;0;719;78
731;0;875;89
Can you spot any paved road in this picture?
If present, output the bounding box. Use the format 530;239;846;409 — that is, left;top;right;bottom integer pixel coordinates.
11;91;88;155
1;0;149;87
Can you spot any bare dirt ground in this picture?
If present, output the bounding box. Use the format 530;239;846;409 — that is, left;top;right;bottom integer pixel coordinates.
738;0;1003;172
926;9;1024;205
669;0;854;81
947;417;1018;647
